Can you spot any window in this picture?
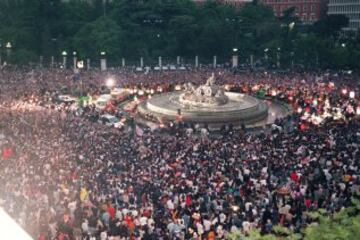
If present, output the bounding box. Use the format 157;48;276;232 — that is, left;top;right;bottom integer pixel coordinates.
311;4;315;12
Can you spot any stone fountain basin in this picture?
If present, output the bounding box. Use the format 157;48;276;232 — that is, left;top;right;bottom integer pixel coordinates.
137;91;269;125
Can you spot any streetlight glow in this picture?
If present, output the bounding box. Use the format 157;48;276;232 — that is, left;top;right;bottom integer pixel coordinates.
62;51;67;56
106;78;115;88
289;22;295;30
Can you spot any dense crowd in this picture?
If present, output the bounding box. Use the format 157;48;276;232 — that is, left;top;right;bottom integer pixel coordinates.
0;66;359;240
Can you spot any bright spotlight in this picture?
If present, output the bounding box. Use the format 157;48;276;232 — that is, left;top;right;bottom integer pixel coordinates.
106;78;115;88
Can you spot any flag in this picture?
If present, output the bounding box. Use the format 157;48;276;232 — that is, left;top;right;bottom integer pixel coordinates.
80;187;88;202
2;148;13;160
135;125;144;137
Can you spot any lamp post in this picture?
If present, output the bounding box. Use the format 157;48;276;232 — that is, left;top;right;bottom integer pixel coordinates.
6;42;12;58
232;48;238;68
77;61;84;95
277;47;281;68
62;51;67;69
39;55;43;68
100;51;107;71
250;54;254;69
290;51;294;69
51;38;57;68
73;51;77;71
51;56;55;68
264;48;269;67
87;58;91;70
158;56;162;68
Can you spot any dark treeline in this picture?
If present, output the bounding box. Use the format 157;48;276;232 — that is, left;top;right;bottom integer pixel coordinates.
0;0;359;69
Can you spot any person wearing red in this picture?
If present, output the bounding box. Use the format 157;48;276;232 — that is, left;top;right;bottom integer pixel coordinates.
107;204;116;219
290;171;299;182
186;194;192;207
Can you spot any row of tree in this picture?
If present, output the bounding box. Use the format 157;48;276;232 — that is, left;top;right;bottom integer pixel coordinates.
0;0;359;69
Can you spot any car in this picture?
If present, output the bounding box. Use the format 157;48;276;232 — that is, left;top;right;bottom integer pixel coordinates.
161;66;169;71
95;94;112;109
135;67;143;72
98;114;123;128
153;66;161;71
169;65;176;70
178;66;186;71
56;95;77;104
111;87;126;96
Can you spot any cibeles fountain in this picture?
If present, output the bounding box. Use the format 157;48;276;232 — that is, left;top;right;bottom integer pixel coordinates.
137;74;289;129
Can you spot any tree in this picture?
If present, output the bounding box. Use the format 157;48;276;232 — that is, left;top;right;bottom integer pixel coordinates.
228;196;360;240
304;198;360;240
73;17;123;61
0;0;359;69
312;15;349;38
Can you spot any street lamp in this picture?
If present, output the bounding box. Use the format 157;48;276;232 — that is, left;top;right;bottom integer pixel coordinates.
5;42;12;49
6;42;12;58
72;51;77;70
341;43;346;48
61;51;67;69
291;51;294;68
51;38;57;68
232;48;238;68
264;48;269;66
100;51;107;71
289;22;295;31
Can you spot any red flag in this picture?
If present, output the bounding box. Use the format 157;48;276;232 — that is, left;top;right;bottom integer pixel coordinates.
2;148;13;160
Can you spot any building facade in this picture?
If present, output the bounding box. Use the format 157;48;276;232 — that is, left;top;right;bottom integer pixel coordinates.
260;0;328;23
327;0;360;31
